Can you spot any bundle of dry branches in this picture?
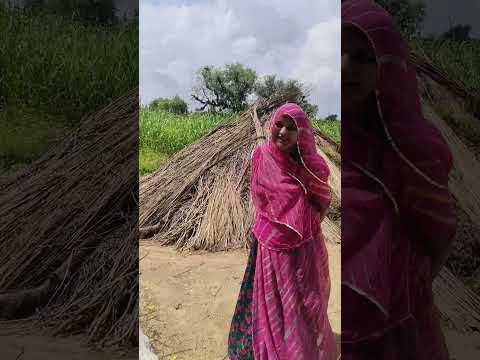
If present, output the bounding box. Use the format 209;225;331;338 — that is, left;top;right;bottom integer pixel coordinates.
411;54;480;332
139;89;342;252
0;89;139;347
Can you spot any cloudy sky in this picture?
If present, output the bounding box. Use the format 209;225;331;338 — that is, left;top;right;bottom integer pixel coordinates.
140;0;340;117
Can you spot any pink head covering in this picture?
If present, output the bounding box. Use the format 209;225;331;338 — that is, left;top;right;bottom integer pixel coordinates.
342;0;453;187
251;103;331;249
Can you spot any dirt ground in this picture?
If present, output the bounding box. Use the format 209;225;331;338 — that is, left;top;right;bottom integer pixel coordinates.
139;240;341;360
140;240;480;360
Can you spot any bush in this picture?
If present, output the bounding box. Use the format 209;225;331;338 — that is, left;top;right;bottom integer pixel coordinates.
149;96;189;115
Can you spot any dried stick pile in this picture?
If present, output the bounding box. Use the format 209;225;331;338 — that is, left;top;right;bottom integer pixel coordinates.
0;89;139;347
413;56;480;332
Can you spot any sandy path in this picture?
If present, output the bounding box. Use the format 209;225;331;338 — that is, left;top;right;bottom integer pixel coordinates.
139;241;341;360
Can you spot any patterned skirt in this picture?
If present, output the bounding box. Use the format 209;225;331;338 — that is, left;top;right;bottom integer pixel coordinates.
227;235;257;360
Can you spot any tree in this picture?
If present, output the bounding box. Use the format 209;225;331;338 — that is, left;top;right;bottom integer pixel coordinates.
191;63;257;113
149;96;188;115
443;24;471;41
325;114;338;121
374;0;426;36
254;75;319;118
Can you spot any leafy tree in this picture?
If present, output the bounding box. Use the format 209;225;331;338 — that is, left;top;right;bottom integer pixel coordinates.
254;75;319;118
149;96;188;115
191;63;257;113
374;0;426;36
325;114;338;121
443;24;471;41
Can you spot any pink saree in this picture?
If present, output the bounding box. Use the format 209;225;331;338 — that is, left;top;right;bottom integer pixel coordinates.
251;104;337;360
228;103;338;360
341;1;457;359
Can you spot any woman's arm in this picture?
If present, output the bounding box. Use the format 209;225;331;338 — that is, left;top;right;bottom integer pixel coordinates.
307;180;331;213
299;164;331;217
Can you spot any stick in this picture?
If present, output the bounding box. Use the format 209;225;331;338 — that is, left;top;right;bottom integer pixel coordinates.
252;106;266;146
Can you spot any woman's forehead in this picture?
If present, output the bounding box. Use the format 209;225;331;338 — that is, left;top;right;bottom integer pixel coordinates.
276;114;296;125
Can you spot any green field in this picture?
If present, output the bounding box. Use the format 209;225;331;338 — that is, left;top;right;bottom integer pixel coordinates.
312;119;341;145
139;108;230;175
410;38;480;148
139;107;340;175
411;38;480;92
139;108;230;155
0;7;138;175
0;106;69;173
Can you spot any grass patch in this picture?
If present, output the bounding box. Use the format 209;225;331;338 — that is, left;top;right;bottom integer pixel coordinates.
0;7;138;123
412;38;480;153
0;8;137;173
139;109;230;175
434;103;480;150
0;105;70;175
411;38;480;92
313;119;341;144
139;108;230;156
139;148;169;176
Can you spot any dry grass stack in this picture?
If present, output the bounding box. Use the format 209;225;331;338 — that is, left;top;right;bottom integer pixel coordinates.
412;55;480;332
139;90;341;251
0;89;139;347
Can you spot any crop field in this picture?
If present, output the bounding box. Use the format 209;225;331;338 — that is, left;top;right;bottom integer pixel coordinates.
139;108;340;175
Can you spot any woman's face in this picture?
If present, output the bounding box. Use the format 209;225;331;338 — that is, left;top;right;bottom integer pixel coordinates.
341;26;378;111
272;115;298;154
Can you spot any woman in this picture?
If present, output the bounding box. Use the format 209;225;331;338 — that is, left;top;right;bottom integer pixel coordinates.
341;1;457;359
228;103;338;360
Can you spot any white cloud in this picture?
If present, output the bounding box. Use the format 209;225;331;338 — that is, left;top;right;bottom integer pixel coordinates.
292;17;341;116
140;0;340;117
231;36;258;59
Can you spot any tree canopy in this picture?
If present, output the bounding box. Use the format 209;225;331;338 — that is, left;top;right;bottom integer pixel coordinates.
254;75;319;118
191;64;322;117
191;63;257;113
149;96;188;114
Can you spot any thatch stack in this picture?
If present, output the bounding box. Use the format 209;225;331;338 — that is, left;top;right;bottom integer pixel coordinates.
0;89;139;347
139;90;342;251
413;58;480;332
